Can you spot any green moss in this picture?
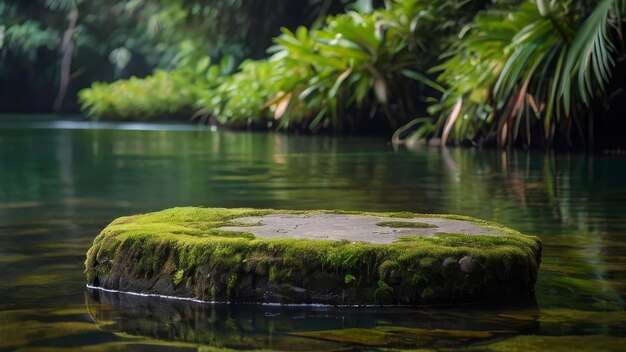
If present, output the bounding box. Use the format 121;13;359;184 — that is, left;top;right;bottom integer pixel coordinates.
291;328;390;346
376;221;438;229
291;326;497;347
374;280;394;302
378;326;494;339
344;274;356;284
538;308;626;325
172;270;184;286
377;280;393;291
85;207;542;305
378;260;399;277
482;335;626;352
418;257;436;268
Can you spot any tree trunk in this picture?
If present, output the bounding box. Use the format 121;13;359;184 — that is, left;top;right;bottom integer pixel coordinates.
53;3;78;112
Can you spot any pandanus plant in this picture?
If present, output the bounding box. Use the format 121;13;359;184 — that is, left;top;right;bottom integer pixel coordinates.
191;2;431;132
253;0;486;133
260;10;417;133
404;0;626;148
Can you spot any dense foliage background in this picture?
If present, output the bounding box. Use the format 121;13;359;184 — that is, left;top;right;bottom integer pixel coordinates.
2;0;626;149
0;0;353;111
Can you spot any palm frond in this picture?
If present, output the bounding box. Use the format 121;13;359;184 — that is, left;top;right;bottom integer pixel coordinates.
419;0;625;147
560;0;617;111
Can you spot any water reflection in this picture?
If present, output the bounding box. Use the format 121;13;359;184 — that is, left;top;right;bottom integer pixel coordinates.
1;119;626;350
425;148;626;311
85;289;539;350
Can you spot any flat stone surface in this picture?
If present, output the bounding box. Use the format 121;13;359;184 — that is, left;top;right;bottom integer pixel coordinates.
218;213;504;244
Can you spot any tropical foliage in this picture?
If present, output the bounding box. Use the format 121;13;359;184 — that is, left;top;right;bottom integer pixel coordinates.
78;69;200;121
6;0;626;148
211;0;488;133
0;0;348;112
193;59;278;127
80;0;487;134
406;0;626;148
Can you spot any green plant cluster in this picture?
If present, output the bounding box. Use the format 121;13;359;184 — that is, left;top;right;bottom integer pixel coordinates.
78;69;200;120
79;0;486;133
75;0;626;148
404;0;626;148
1;0;351;112
78;54;235;121
193;59;277;126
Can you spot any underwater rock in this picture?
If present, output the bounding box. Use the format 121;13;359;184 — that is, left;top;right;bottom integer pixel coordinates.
85;207;542;306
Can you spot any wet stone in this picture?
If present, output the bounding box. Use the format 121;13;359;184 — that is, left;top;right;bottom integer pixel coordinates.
84;207;542;306
442;257;458;267
388;270;402;285
459;256;477;273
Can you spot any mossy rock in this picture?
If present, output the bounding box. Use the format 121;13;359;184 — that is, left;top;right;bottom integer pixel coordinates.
85;207;542;306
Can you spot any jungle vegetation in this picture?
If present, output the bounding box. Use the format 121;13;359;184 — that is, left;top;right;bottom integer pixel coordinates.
1;0;353;111
2;0;626;149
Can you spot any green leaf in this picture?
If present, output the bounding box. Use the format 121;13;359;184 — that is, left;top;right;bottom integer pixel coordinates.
560;0;615;111
207;65;220;81
308;108;327;130
545;46;567;126
373;76;387;103
400;69;445;93
195;57;210;74
219;55;235;75
329;68;352;99
330;14;379;55
536;0;550;16
317;39;372;61
355;74;372;104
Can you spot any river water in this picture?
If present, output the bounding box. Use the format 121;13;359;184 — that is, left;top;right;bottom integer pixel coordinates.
0;118;624;351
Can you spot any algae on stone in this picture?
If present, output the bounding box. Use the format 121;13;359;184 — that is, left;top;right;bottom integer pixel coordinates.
376;221;438;229
481;335;626;352
290;326;498;347
85;207;542;305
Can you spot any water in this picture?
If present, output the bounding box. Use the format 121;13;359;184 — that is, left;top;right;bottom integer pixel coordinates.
0;117;625;351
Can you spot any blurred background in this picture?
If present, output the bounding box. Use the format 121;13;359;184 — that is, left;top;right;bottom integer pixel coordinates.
3;0;626;148
0;0;359;112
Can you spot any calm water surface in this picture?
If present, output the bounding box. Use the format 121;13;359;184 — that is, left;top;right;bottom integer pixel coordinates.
0;118;625;351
